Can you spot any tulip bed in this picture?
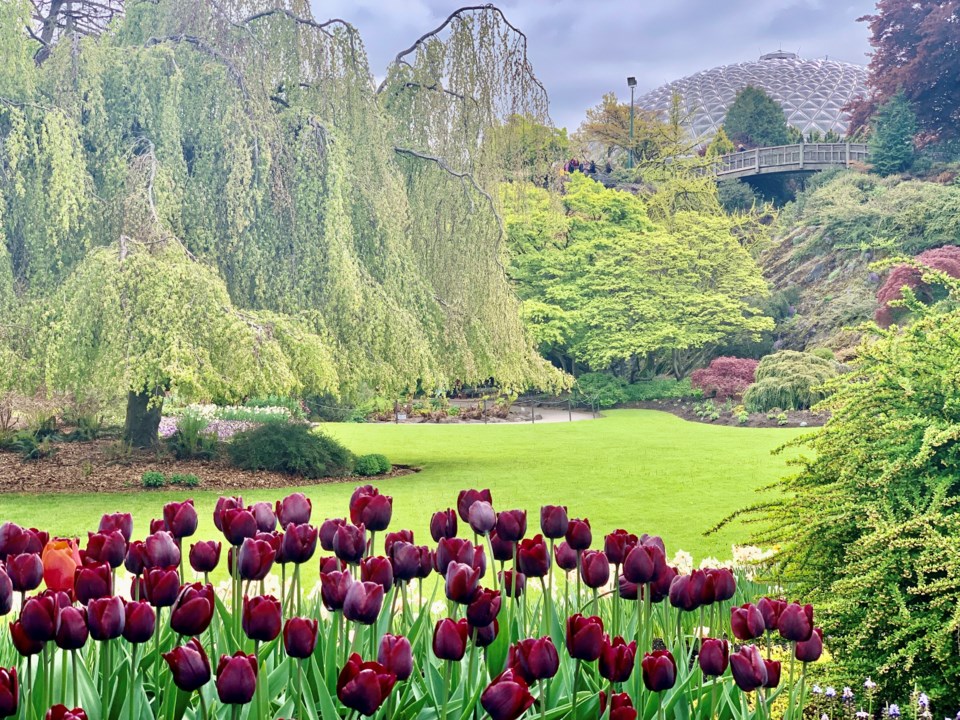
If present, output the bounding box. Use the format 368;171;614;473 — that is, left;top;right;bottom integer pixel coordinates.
0;487;828;720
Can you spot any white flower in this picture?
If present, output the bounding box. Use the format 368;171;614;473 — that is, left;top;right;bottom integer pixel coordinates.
671;550;693;575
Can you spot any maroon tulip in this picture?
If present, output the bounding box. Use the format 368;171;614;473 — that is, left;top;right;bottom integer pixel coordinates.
494;509;526;543
124;541;147;577
149;519;166;535
539;505;569;539
641;650;676;691
669;571;705;612
319;518;346;551
498;570;526;598
378;634;412;681
283;617;318;658
618;575;638;600
481;668;534;720
237;538;275;581
763;659;781;688
0;525;46;559
566;613;604;661
241;595;281;642
467;588;502;627
276;493;311;527
170;583;214;636
565;518;592;550
416;547;434;579
707;568;736;602
143;567;180;608
221;508;257;547
508;637;560;682
603;529;637;566
777;602;814;642
599;635;637;683
122;601;155;644
9;620;43;657
433;618;469;661
0;667;16;718
163;500;199;539
45;706;87;720
20;595;57;642
795;627;823;662
336;653;396;716
143;531;180;569
0;570;9;616
86;596;124;641
98;513;133;542
383;530;413;555
489;529;515;563
5;554;43;593
430;509;458;542
320;572;354;612
517;535;550;578
600;691;638;720
216;652;258;705
445;562;480;604
554;541;577;571
189;541;221;574
649;565;677;603
55;606;88;650
248;502;277;533
623;544;662;585
579;550;610;589
349;486;392;532
281;523;318;565
474;620;499;647
213;496;243;532
436;538;483;577
467;501;497;535
360;556;394;592
699;638;729;676
319;555;347;574
343;581;384;625
163;638;211;692
84;532;126;569
74;563;111;605
333;523;366;565
731;603;766;641
387;541;420;581
757;597;786;632
729;645;767;691
457;489;492;523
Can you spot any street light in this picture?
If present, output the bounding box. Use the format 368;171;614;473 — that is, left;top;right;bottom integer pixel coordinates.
627;76;637;169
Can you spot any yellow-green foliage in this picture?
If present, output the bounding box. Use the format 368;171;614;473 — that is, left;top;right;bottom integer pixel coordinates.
742;350;840;412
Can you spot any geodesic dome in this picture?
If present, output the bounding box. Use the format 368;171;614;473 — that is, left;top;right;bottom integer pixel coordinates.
636;52;868;143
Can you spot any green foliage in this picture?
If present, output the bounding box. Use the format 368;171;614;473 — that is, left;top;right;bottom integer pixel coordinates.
808;347;836;361
572;373;697;408
227;423;354;479
169;472;200;487
166;410;218;461
354;453;392;477
0;431;56;460
214;407;291;424
626;378;698;401
870;91;918;176
723;86;791;148
243;396;304;420
742;350;841;412
717;179;760;214
141;471;166;488
706;127;735;157
485;114;568;186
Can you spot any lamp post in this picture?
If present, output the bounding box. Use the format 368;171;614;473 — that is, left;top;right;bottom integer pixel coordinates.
627;76;637;169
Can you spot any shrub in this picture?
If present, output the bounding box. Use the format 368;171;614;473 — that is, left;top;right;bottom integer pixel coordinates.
354;454;392;477
875;246;960;327
572;373;629;408
690;357;759;400
142;471;166;488
227;423;354;478
244;395;305;420
808;347;835;361
742;350;840;412
624;378;699;402
170;473;200;487
167;411;219;460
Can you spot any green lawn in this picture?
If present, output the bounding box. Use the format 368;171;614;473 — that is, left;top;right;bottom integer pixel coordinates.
0;410;807;569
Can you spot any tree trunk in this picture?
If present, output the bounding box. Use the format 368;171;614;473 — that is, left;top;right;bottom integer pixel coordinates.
124;389;163;448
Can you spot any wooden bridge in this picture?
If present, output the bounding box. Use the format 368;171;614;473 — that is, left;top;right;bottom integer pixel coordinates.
703;142;869;180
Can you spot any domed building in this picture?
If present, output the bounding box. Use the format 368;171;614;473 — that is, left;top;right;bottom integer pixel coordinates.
635;52;868;143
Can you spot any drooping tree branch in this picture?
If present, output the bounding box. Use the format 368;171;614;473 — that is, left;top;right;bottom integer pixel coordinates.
28;0;124;64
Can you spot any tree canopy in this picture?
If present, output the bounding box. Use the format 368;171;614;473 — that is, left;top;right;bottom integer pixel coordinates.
723;86;791;148
869;90;918;176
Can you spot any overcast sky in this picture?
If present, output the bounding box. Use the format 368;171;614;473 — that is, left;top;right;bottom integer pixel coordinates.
311;0;877;132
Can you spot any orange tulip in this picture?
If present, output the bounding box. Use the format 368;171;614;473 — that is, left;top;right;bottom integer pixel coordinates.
42;539;81;594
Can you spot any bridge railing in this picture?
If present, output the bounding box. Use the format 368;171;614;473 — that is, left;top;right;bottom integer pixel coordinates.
703;142;869;178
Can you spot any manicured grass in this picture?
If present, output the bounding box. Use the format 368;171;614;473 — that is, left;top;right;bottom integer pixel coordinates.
0;410;807;570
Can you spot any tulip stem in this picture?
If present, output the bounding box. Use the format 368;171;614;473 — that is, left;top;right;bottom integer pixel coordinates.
602;680;614;720
571;659;580;720
198;691;209;720
575;551;582;607
441;660;453;720
485;535;498;591
612;563;620;637
60;646;67;706
280;564;286;620
295;564;302;616
786;643;797;720
710;677;719;720
231;704;239;720
795;662;808;720
129;643;137;720
72;649;78;709
297;658;305;720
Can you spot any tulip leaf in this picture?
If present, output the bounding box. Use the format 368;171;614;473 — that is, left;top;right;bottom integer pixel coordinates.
313;667;340;720
75;650;103;720
483;620;510;678
266;656;291;699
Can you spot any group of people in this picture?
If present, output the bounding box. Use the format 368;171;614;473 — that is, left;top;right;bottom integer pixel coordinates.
564;158;609;174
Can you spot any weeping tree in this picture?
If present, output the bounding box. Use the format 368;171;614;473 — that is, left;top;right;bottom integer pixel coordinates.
0;0;563;445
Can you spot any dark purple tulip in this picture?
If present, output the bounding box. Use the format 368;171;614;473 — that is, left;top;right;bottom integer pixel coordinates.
122;601;155;644
216;652;258;705
213;496;243;532
603;529;637;566
623;545;657;584
9;620;43;656
349;486;393;532
517;535;550;578
5;554;43;593
467;588;501;627
474;620;499;648
579;550;610;589
468;501;497;535
84;532;126;569
0;570;10;616
457;489;492;523
430;509;458;542
566;613;604;661
433;618;469;661
124;541;147;576
163;500;199;539
539;505;569;539
336;653;396;717
143;567;180;608
489;529;514;563
498;570;526;598
283;617;319;658
320;572;353;612
508;637;560;682
795;627;823;662
445;562;480;604
149;519;166;535
378;634;412;681
242;595;281;642
707;568;736;602
649;565;677;603
189;541;221;574
170;583;214;636
237;538;275;581
416;547;434;578
599;635;637;683
20;595;57;642
495;510;526;543
276;493;311;527
618;575;638;600
98;513;132;542
360;556;394;592
481;668;534;720
731;603;766;641
221;508;257;547
436;537;483;577
55;606;88;650
333;523;366;565
763;659;781;688
383;530;413;555
248;502;277;533
388;542;420;581
74;562;111;605
86;596;125;641
729;645;767;691
565;518;592;550
757;597;786;632
777;603;814;642
319;518;346;552
554;541;577;571
668;571;705;612
45;706;88;720
0;525;46;557
699;638;729;676
163;638;211;692
641;650;676;691
600;691;637;720
143;531;180;569
0;667;16;719
281;524;318;565
343;581;384;625
256;531;282;563
319;555;347;574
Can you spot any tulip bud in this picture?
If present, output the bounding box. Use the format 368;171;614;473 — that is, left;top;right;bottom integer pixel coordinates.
565;518;591;550
707;567;736;602
599;635;637;683
216;652;258;705
795;627;823;663
163;638;211;692
45;705;88;720
566;613;604;661
42;539;81;594
641;650;677;691
603;529;637;566
360;556;394;592
554;541;577;571
74;562;111;605
283;617;319;659
0;667;16;718
416;547;434;579
149;519;167;535
170;583;214;636
457;489;492;523
494;509;526;543
436;538;482;577
319;555;347;574
213;496;243;532
539;505;568;539
430;509;458;542
0;570;10;617
777;602;814;642
467;588;502;627
668;572;704;612
318;518;346;551
98;513;133;542
600;691;638;720
480;668;534;720
276;493;311;527
517;535;550;578
19;595;57;642
143;567;180;608
84;532;126;569
241;595;281;643
333;523;366;565
320;572;354;613
731;603;766;641
124;541;147;577
6;554;43;593
489;529;515;563
189;541;221;574
498;570;526;598
508;637;560;682
86;596;125;641
343;581;384;625
122;601;155;644
349;485;392;531
729;645;767;691
756;597;786;632
649;565;677;603
383;530;413;555
248;502;277;533
55;606;88;650
378;634;412;681
433;618;469;661
474;620;499;648
445;562;480;604
467;501;496;535
9;620;43;657
698;638;729;677
237;538;275;581
163;500;199;539
763;659;781;688
336;653;396;716
618;575;638;600
387;542;420;582
143;531;180;569
579;550;610;589
221;508;257;547
623;544;660;585
0;525;47;559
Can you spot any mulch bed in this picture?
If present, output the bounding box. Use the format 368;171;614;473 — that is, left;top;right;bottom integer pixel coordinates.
0;439;419;495
624;399;829;428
